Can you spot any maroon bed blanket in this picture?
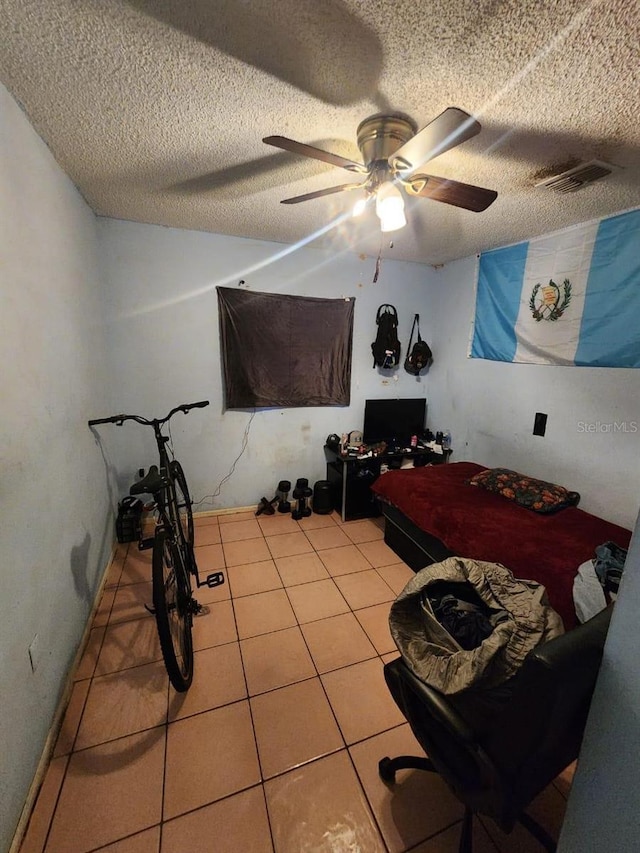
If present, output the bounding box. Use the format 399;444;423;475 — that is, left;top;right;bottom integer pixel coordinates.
371;461;631;628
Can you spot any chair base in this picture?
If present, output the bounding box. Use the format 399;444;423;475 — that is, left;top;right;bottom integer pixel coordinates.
378;755;557;853
379;754;434;781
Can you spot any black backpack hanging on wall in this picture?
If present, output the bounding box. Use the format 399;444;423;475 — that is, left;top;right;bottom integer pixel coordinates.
404;313;432;375
372;304;401;368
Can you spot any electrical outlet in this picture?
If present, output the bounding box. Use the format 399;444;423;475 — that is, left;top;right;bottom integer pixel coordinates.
533;412;548;436
28;634;40;673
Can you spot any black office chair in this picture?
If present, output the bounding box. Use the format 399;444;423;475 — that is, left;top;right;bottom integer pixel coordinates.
379;606;612;852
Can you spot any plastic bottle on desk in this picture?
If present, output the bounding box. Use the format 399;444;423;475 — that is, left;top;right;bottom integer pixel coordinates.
442;430;451;451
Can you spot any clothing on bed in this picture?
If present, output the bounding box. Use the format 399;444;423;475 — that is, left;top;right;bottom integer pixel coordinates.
573;541;626;623
372;461;632;628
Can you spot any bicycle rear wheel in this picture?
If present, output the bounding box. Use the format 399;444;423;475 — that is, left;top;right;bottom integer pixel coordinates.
152;529;194;692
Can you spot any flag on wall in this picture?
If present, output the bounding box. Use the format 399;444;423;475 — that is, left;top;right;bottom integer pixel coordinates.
470;208;640;367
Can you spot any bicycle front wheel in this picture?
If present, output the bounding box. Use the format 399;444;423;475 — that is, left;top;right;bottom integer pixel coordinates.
170;460;195;559
152;529;194;692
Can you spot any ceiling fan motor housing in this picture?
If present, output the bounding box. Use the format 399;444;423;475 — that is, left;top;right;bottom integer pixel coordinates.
356;114;417;169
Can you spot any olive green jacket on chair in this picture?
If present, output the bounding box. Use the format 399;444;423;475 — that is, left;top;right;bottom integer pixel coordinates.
389;557;564;695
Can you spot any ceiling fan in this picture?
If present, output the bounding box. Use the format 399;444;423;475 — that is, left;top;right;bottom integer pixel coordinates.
263;108;497;231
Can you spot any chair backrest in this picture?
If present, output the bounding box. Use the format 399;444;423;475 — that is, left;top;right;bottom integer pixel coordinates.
384;606;612;831
483;605;612;820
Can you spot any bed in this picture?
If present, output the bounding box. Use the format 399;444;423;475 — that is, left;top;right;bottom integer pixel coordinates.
371;461;631;628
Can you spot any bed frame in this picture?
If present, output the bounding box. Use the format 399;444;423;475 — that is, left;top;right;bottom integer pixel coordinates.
382;502;453;570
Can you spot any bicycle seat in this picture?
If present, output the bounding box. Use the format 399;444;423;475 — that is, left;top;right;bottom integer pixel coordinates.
130;465;167;496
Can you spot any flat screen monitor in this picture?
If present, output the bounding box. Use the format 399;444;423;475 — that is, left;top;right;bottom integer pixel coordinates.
363;397;426;448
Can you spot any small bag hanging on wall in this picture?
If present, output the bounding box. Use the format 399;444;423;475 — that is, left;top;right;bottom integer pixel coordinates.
404;314;432;375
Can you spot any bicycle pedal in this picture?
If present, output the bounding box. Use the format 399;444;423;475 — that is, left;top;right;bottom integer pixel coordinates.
205;571;225;589
138;537;154;551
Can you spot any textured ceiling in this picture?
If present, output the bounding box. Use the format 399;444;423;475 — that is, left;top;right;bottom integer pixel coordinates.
1;0;639;264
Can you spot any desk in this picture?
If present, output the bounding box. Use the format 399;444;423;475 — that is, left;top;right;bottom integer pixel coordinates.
324;444;451;522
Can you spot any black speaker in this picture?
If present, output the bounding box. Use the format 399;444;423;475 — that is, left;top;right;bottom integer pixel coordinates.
312;480;333;514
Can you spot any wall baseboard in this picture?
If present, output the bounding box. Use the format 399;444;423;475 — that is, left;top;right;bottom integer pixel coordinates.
195;505;255;518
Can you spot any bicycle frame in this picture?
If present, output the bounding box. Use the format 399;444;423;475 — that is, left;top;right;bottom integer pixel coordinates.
133;424;223;591
133;423;185;544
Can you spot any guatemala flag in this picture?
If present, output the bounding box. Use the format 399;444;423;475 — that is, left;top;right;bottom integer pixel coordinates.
470;208;640;367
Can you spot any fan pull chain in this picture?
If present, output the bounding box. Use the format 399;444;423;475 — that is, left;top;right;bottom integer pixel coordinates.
373;234;384;283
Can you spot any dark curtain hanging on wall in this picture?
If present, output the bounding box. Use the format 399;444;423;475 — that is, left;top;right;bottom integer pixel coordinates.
217;287;354;408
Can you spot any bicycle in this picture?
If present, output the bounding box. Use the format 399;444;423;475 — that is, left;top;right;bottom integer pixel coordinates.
88;401;224;692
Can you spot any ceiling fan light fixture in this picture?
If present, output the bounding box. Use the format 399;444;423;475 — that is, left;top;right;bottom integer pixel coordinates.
376;181;406;232
352;197;367;217
379;204;407;232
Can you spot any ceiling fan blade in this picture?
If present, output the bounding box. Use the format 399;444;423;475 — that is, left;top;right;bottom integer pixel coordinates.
406;174;497;212
390;107;481;173
263;136;367;174
281;182;365;204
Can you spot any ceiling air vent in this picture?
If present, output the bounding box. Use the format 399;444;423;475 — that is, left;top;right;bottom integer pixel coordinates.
535;160;618;193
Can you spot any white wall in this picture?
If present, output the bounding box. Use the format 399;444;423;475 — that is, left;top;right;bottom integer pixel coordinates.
96;219;436;510
426;256;640;529
558;509;640;850
0;85;112;852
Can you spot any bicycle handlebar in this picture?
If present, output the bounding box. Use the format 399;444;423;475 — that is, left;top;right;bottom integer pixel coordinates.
88;400;210;428
168;400;209;420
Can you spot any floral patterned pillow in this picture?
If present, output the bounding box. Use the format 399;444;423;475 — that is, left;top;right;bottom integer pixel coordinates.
468;468;580;513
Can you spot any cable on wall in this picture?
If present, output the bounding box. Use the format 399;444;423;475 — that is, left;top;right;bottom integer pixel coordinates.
192;408;256;508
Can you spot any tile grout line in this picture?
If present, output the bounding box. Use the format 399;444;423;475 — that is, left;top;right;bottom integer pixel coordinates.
229;518;345;853
158;672;171;852
296;535;400;853
261;521;408;852
219;522;281;851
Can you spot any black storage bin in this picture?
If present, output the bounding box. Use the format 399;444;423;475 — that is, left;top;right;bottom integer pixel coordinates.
312;480;333;514
116;496;144;543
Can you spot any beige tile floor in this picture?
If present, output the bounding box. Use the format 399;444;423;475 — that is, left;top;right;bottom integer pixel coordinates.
20;509;574;853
